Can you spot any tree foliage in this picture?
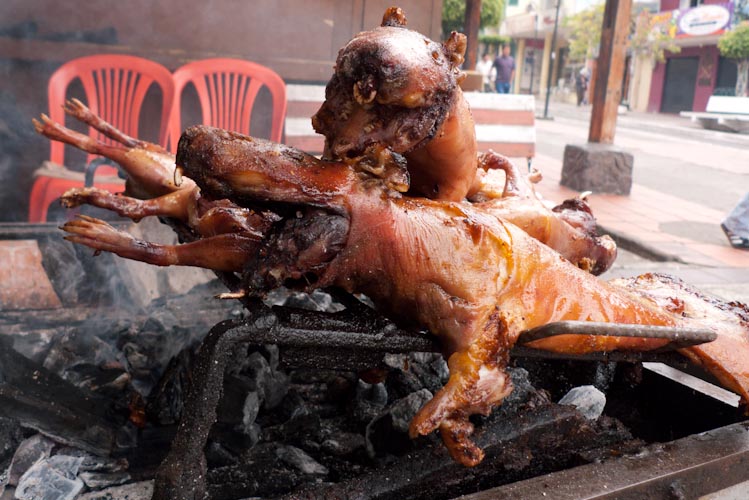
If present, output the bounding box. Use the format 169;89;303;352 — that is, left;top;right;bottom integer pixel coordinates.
718;23;749;97
563;3;605;62
630;9;680;63
442;0;505;38
718;24;749;61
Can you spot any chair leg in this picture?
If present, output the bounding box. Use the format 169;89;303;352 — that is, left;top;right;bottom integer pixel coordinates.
28;178;51;223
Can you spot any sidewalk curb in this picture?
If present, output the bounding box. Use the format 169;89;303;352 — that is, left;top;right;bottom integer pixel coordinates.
598;224;683;263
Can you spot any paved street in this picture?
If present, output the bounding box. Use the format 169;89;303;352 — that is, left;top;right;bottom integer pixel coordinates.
525;99;749;303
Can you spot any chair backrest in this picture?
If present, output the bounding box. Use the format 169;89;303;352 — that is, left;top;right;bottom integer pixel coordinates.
168;58;286;151
48;54;175;165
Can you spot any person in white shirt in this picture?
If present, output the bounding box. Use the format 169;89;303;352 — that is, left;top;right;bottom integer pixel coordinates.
476;53;495;93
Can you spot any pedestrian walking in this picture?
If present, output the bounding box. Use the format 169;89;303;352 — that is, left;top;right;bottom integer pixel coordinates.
492;44;515;94
575;66;590;106
476;53;495;93
722;193;749;249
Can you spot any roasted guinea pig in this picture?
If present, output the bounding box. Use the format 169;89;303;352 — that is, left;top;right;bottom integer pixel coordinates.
311;7;615;274
471;152;617;275
312;7;478;201
61;126;749;467
35;101;279;271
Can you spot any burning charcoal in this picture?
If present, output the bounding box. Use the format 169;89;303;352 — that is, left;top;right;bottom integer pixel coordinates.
42;329;124;376
77;480;154;500
53;448;128;473
217;377;260;430
205;441;238;468
366;389;433;456
351;380;388;425
146;346;194;426
78;471;131;490
265;288;344;313
246;352;289;410
214;423;262;456
277;445;329;476
384;353;449;401
141;309;180;335
0;417;23;473
559;385;607;420
15;455;84;500
321;431;366;457
501;367;548;410
207;443;306;499
261;344;280;372
6;435;55;486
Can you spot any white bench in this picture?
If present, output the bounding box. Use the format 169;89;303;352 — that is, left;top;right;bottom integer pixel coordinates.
284;85;536;161
680;96;749;134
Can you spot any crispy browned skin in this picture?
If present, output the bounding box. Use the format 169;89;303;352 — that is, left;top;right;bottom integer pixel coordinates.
35;105;276;268
471;151;617;275
312;8;478;201
169;127;749;466
58;126;749;467
34;110;180;200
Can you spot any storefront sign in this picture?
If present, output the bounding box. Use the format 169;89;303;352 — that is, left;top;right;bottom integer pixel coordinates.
677;4;733;37
649;2;734;39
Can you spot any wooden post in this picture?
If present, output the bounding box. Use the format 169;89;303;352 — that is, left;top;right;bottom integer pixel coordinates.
464;0;483;70
588;0;632;144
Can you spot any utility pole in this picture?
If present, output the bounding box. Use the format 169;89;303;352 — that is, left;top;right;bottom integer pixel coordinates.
588;0;632;143
560;0;635;196
541;0;561;119
464;0;483;70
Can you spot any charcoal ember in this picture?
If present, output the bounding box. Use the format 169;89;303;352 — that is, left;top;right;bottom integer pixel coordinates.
211;422;262;456
350;380;388;425
15;455;84;500
78;471;131;490
121;343;151;381
42;329;125;379
559;385;606;420
118;313;201;395
384;353;449;401
77;480;153;500
6;434;55;486
146;347;195;425
265;288;344;313
246;352;289;410
53;448;128;473
0;417;23;472
141;309;179;334
61;364;131;397
366;389;433;456
261;344;280;372
277;445;329;475
217;376;260;430
321;431;366;457
205;441;239;468
208;443;306;499
262;398;320;445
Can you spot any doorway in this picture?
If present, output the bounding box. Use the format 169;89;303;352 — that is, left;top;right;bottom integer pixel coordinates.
661;57;698;113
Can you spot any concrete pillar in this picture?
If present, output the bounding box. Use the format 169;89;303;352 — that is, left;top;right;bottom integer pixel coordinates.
629;54;654;112
539;31;553;98
514;38;526;93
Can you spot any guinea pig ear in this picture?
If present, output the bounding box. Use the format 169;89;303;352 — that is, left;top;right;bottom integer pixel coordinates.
381;7;407;27
347;146;410;194
444;32;467;69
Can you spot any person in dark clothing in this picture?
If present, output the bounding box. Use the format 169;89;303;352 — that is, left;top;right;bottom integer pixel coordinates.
492;45;515;94
575;66;590;106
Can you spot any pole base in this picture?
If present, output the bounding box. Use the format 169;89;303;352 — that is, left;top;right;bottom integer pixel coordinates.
561;143;633;195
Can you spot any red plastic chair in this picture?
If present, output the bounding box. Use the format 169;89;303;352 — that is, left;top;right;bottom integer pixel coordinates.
168;58;286;151
29;54;175;222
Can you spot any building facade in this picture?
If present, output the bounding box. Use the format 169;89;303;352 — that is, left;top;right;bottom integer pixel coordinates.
644;0;737;113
